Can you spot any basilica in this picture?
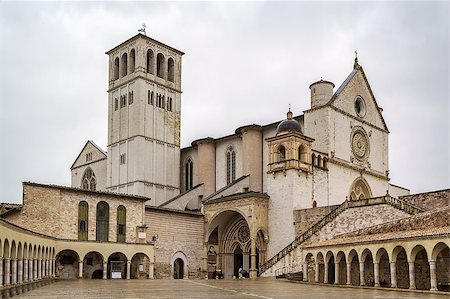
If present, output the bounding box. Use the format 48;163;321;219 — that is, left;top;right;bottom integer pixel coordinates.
1;33;448;292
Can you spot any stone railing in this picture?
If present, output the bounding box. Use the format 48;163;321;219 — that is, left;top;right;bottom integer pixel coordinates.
385;195;425;215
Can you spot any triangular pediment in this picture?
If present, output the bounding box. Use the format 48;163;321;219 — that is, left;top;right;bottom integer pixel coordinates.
327;66;388;132
70;140;107;170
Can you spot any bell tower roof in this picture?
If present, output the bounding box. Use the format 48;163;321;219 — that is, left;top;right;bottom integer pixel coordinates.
276;108;302;135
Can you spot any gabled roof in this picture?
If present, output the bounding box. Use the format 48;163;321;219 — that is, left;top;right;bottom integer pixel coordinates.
70;140;107;170
326;63;389;132
106;33;185;55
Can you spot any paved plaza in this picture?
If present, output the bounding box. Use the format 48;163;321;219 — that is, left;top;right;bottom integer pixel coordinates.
5;279;446;299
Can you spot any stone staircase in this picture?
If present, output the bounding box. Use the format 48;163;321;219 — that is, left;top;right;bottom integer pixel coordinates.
258;195;425;276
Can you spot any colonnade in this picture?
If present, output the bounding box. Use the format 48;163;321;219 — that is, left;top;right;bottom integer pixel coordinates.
302;241;449;292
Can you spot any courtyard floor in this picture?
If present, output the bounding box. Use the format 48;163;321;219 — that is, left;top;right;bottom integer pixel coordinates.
7;278;448;299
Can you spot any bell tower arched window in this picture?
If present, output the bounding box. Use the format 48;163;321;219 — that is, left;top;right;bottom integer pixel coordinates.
147;49;154;74
121;52;128;78
157;53;165;78
81;167;96;191
117;205;126;243
129;49;135;74
278;145;286;162
185;158;193;191
78;201;88;241
96;201;109;241
226;147;236;184
113;57;119;80
298;145;303;161
168;58;175;82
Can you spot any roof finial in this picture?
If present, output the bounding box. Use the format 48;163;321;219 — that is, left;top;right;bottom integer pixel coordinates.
287;104;293;120
138;23;147;36
353;50;360;69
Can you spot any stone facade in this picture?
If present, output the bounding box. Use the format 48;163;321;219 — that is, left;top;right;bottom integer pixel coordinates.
400;189;449;211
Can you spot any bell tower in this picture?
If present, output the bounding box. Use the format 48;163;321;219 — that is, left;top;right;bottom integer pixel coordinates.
105;33;184;205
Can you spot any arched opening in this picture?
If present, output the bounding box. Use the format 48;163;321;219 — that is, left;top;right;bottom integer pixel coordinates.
432;243;450;291
173;258;184;279
116;205;126;243
393;246;409;289
226;146;236;184
411;245;430;290
131;253;150;279
185;158;193;191
167;57;175;82
376;248;391;287
278;145;286;162
120;53;128;77
362;249;374;286
96;201;109;241
312;153;316;166
304;253;314;282
157;53;165;78
81;167;96;191
55;250;79;279
323;157;328;169
336;251;346;284
146;49;154;74
316;252;325;283
113;57;119;80
326;252;335;284
349;177;372;201
298;145;304;162
129;49;135;74
317;155;322;168
233;246;243;278
83;251;103;279
348;250;360;285
107;252;127;279
78;201;88;240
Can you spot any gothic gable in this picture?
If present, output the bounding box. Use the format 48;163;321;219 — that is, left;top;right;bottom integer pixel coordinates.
70;140;107;170
328;66;388;132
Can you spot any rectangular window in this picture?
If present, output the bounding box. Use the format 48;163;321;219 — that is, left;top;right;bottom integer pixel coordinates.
114;98;118;111
129;91;133;105
85;152;92;162
120;153;126;165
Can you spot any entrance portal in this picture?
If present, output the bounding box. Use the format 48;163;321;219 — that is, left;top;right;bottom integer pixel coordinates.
234;247;243;278
173;258;184;279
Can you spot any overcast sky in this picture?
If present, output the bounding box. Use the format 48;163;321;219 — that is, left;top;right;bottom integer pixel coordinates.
0;1;448;204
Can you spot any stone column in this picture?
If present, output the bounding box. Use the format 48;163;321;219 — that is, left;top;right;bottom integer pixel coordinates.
346;262;351;285
429;261;437;291
23;259;28;283
52;259;56;277
324;261;329;284
249;237;257;279
334;262;339;285
47;259;50;277
126;261;131;280
18;259;23;284
303;262;308;282
373;262;380;287
12;259;17;285
408;262;415;290
102;262;107;280
34;259;38;280
314;262;319;282
359;262;365;286
240;125;263;192
390;262;397;288
149;261;154;279
0;257;3;287
30;259;34;281
196;138;216;196
5;258;10;286
78;261;83;279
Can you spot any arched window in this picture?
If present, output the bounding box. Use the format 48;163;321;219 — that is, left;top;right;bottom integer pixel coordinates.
113;57;119;80
129;49;135;74
312;153;316;166
323;157;328;169
162;95;165;109
157;53;165;78
185;158;193;191
278;145;286;162
298;145;303;161
168;58;175;82
312;200;317;208
117;205;126;243
147;49;154;74
96;201;109;241
78;201;88;241
226;147;236;184
349;177;372;201
318;155;322;168
81;167;96;191
121;53;128;78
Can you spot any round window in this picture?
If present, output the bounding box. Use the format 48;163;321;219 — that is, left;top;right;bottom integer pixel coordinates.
354;96;366;117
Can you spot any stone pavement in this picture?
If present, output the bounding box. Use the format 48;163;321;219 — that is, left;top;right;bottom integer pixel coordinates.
7;278;447;299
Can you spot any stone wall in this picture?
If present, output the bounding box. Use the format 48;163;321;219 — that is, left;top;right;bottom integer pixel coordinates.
339;207;450;239
294;205;339;237
400;189;449;211
145;207;204;279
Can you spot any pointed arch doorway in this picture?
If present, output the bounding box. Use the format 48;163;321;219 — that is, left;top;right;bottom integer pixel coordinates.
233;246;243;278
173;258;184;279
